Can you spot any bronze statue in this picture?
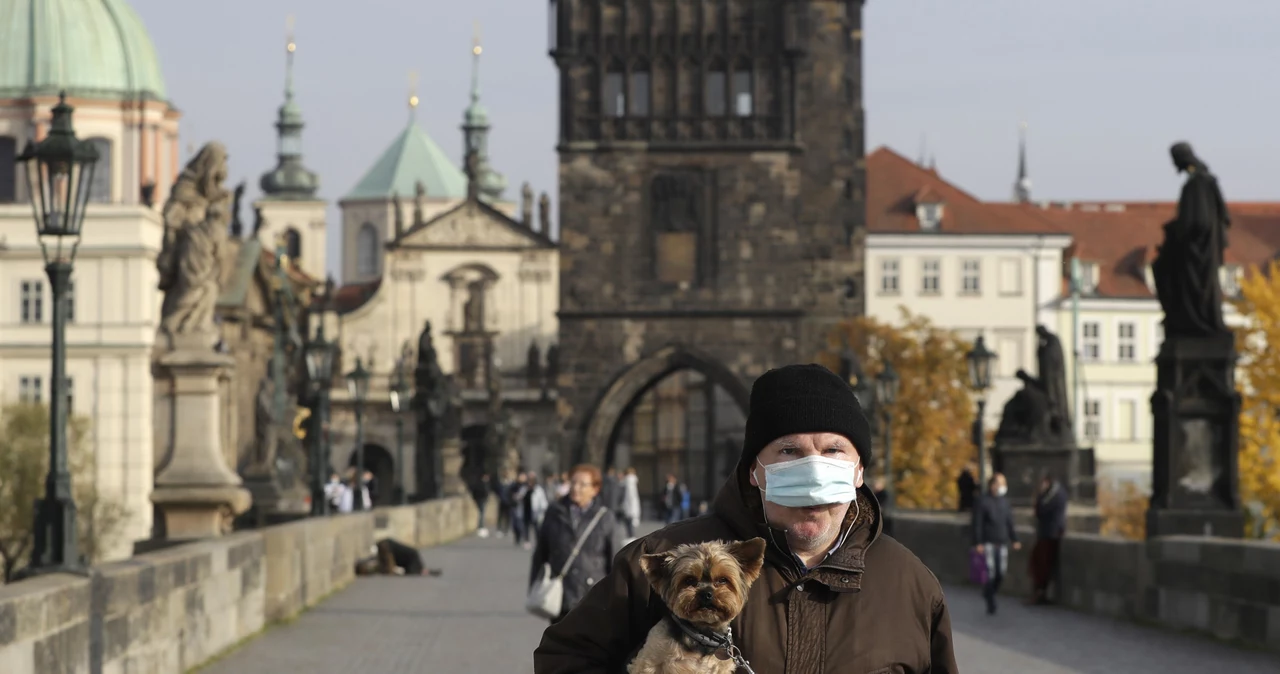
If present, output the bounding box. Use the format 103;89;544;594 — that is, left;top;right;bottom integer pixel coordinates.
521;182;534;226
526;340;542;388
463;281;486;332
1151;142;1231;337
230;180;247;237
157;142;233;342
1035;325;1073;441
995;370;1052;443
414;180;426;225
544;343;560;390
392;190;405;237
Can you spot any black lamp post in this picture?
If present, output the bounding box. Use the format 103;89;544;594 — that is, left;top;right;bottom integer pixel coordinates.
839;339;872;409
389;358;410;505
874;360;900;508
965;335;997;494
303;314;335;516
20;92;100;574
346;358;371;510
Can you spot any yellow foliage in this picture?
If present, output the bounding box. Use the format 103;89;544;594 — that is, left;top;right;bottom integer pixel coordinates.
1097;478;1148;541
817;308;975;510
1232;261;1280;540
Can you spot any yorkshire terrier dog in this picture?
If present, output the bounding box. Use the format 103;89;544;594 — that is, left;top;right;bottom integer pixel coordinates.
629;538;767;674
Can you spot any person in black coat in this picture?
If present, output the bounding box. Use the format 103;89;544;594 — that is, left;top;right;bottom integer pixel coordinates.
1030;472;1068;604
957;462;977;512
529;464;623;624
972;472;1020;615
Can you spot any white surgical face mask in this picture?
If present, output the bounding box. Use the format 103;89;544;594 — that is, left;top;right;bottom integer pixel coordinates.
996;486;1008;497
753;455;863;508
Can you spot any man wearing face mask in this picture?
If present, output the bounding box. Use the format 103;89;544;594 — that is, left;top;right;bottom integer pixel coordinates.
534;364;959;674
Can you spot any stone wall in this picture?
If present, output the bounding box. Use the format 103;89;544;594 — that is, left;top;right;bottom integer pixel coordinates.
0;496;478;674
893;510;1280;651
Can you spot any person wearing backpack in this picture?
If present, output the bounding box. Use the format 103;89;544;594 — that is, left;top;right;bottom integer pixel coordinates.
528;464;623;623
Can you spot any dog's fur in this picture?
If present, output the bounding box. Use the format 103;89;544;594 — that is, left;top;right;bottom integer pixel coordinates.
628;538;767;674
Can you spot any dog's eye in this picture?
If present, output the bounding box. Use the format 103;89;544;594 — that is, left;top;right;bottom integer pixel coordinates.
683;578;698;587
715;578;730;586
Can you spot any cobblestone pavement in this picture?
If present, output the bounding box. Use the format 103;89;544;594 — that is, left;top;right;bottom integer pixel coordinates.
204;529;1280;674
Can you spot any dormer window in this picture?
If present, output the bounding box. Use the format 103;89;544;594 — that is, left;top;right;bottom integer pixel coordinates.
1074;260;1099;295
1220;264;1243;297
916;202;943;231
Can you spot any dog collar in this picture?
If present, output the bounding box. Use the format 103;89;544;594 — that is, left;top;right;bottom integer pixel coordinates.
671;620;756;674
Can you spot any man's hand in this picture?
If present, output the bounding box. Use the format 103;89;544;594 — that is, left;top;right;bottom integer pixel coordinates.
974;545;984;554
1012;542;1022;551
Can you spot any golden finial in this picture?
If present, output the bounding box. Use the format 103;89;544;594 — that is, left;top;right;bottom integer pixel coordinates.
473;21;482;56
408;70;419;110
286;14;296;53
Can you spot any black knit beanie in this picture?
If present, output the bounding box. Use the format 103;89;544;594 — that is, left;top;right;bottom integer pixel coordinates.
742;364;872;466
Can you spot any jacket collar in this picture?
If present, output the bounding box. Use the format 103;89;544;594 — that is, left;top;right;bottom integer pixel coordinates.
710;460;882;579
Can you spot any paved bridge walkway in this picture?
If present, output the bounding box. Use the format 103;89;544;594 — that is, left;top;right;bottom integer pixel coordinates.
203;528;1280;674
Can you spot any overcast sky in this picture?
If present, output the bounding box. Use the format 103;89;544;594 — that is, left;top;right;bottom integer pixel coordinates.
129;0;1280;279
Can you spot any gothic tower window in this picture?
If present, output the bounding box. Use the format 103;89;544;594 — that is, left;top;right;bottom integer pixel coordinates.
0;136;15;203
87;137;112;203
651;172;714;287
629;60;651;116
652;57;674;117
677;59;699;117
356;223;379;276
604;60;626;117
732;62;753;117
705;62;727;117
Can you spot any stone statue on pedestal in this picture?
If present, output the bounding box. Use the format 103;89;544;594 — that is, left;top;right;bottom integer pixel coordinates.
1147;143;1243;539
152;141;252;540
413;321;461;499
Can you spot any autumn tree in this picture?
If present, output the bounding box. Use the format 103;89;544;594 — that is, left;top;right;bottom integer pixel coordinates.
1231;261;1280;540
817;308;975;510
1097;478;1148;541
0;403;130;582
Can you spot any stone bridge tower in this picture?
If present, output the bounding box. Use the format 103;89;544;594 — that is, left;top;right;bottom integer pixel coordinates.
551;0;867;467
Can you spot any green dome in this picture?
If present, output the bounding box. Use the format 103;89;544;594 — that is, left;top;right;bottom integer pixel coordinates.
0;0;168;101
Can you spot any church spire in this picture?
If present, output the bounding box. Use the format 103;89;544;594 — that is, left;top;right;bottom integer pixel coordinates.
461;22;506;203
260;15;319;200
1013;121;1032;203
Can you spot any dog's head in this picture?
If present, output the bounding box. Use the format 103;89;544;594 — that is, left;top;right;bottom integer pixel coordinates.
639;538;767;629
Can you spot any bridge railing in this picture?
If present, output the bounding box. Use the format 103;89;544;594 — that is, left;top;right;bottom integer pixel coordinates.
892;510;1280;653
0;496;481;674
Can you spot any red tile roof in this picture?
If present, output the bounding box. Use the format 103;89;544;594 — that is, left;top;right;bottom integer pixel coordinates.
866;147;1064;235
332;278;381;314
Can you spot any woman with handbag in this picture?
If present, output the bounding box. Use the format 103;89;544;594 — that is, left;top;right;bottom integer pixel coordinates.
527;464;623;624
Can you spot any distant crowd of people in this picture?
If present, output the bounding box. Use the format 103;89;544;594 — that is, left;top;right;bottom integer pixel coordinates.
323;468;377;513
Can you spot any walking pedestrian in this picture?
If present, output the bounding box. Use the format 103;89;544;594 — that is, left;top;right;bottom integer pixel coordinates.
535;363;958;673
660;474;680;524
620;467;641;538
1030;472;1068;604
470;473;491;537
529;464;623;624
972;472;1020;615
512;473;532;546
529;472;550;531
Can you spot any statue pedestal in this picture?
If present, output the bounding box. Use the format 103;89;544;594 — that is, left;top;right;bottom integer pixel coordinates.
993;442;1097;507
441;437;466;497
152;345;251;540
1146;333;1245;538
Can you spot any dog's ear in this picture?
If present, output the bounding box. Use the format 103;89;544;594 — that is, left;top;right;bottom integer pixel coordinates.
639;550;675;590
726;538;767;584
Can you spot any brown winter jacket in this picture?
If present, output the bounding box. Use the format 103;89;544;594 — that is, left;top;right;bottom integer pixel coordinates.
533;462;959;674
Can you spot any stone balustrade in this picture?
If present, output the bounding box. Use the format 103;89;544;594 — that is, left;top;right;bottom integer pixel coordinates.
892;510;1280;651
0;496;479;674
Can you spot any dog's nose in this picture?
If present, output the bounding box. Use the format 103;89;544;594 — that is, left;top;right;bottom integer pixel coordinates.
697;589;714;605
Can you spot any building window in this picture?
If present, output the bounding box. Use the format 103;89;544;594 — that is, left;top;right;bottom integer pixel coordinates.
879;258;900;294
916;203;943;230
921;259;940;294
732;68;752;117
0;135;16;203
1081;321;1100;361
285;228;302;260
356;223;379;276
604;68;625;117
19;376;43;404
629;66;650;116
87;137;113;203
1117;322;1136;362
1083;399;1102;442
961;259;981;294
20;280;43;323
705;68;727;116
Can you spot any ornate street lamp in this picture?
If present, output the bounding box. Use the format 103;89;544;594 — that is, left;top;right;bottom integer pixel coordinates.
20;92;100;574
874;360;900;509
346;358;371;510
838;339;872;408
303;313;335;516
965;335;998;493
389;358;410;505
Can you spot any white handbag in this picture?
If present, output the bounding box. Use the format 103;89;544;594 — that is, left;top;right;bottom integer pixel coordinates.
526;507;608;620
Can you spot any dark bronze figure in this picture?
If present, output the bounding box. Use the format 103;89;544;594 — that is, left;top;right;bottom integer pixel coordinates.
1151;142;1231;337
